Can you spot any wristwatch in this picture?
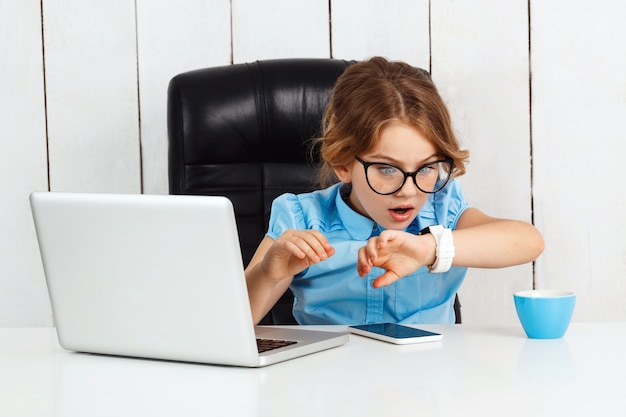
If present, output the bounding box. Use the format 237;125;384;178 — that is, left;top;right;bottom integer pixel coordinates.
418;225;455;273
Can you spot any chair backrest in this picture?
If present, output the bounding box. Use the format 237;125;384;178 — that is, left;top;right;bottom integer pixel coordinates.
167;58;354;323
167;58;462;324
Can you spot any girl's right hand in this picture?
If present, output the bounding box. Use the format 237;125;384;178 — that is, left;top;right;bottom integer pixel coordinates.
260;229;335;282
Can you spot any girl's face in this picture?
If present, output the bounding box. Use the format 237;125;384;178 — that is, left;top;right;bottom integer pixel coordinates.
334;122;441;231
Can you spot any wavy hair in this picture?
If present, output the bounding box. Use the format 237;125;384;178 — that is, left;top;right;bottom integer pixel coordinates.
313;57;469;187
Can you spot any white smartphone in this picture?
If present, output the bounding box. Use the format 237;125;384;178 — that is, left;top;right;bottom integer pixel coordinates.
348;323;443;345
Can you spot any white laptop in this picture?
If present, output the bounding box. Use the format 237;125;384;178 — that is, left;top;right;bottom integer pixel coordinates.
30;192;348;367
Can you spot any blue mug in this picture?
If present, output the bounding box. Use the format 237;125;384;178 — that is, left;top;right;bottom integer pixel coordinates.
514;290;576;339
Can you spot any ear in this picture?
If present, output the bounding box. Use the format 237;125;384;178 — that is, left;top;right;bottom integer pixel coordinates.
333;165;352;184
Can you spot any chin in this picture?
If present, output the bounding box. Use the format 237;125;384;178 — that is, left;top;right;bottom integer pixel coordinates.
380;219;414;231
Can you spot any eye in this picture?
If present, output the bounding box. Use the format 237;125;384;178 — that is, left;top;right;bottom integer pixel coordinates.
416;164;435;176
376;165;400;176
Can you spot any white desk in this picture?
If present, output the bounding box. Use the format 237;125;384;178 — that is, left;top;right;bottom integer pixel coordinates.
1;323;625;417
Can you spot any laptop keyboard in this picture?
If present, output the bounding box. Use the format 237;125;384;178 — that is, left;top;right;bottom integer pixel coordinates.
256;338;298;353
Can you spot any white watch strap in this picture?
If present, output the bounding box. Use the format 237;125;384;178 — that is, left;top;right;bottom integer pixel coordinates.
426;225;455;273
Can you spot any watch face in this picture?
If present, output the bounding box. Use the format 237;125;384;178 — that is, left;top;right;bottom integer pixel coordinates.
418;225;443;236
418;226;432;235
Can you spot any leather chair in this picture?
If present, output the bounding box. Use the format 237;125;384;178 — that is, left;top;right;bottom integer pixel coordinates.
167;58;461;324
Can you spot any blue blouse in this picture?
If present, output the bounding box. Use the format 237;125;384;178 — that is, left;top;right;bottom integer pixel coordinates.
266;180;469;325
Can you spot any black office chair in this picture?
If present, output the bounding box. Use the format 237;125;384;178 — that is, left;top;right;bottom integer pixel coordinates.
167;58;461;324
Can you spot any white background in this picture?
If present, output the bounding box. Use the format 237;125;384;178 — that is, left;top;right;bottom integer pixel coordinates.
2;0;625;326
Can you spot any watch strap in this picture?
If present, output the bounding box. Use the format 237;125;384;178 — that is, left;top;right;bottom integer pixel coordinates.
418;225;455;273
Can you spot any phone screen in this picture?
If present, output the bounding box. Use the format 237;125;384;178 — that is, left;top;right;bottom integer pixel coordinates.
351;323;440;338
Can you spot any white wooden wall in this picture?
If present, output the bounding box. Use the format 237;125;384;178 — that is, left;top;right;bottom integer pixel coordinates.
432;0;533;324
532;1;626;321
1;1;50;326
2;0;625;327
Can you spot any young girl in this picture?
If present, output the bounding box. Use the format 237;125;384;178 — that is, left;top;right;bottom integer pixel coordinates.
245;57;544;325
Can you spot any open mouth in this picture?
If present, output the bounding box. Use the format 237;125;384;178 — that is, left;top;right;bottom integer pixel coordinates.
391;208;410;214
388;206;414;222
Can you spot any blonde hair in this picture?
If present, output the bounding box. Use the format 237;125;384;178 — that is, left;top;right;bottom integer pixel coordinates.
314;57;469;187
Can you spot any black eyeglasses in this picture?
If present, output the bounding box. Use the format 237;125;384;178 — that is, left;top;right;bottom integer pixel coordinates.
355;157;454;195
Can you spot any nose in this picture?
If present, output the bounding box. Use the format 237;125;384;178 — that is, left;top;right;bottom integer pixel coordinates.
395;175;420;196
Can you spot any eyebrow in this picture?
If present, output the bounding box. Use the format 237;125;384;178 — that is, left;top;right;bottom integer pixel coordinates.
365;153;440;167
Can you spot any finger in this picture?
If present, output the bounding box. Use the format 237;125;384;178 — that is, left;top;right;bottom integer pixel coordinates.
372;270;401;288
297;231;334;260
376;230;399;249
364;237;382;264
356;247;372;277
292;239;325;263
375;231;390;248
289;233;336;264
282;240;307;259
307;230;335;257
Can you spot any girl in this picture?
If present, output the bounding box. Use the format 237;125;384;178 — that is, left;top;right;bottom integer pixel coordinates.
245;57;544;325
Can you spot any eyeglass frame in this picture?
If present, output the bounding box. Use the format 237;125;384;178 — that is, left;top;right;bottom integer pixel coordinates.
355;157;454;195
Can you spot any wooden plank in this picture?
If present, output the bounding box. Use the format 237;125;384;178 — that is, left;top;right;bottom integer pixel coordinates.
431;0;532;324
331;0;430;68
136;0;231;195
0;1;52;325
531;1;626;321
43;0;141;193
232;0;330;63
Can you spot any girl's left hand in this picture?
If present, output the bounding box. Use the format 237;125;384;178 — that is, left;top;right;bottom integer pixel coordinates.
357;230;436;288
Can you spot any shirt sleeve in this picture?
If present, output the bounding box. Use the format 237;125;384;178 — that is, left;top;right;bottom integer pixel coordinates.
266;193;306;240
434;179;470;230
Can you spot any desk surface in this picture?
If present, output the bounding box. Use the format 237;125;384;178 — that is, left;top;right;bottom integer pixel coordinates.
1;323;625;417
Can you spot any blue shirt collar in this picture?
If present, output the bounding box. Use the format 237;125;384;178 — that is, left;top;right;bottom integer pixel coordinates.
336;184;376;240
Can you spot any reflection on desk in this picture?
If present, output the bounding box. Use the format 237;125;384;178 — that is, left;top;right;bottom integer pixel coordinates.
1;323;625;417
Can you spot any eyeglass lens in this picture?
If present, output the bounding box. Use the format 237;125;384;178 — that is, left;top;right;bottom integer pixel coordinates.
365;160;452;194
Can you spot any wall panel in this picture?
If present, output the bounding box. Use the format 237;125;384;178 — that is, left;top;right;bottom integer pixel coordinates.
43;0;141;193
232;0;330;63
531;1;626;321
2;1;626;327
431;0;532;324
331;0;430;68
0;1;52;326
137;0;231;195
